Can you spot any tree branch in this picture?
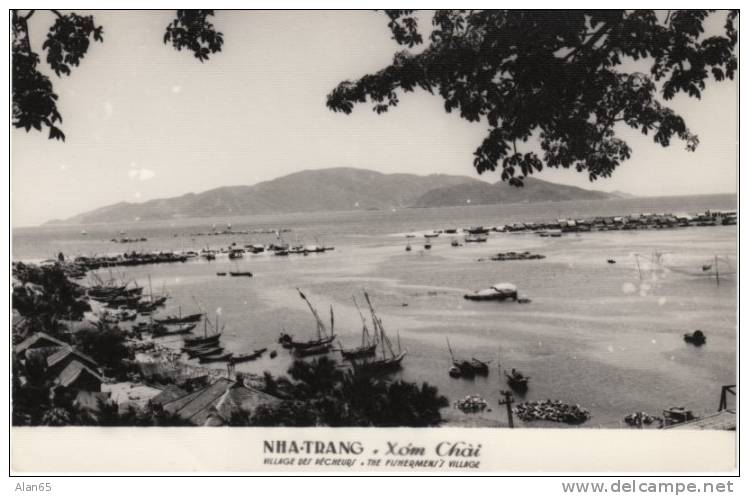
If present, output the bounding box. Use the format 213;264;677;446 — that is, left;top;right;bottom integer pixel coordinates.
562;22;612;62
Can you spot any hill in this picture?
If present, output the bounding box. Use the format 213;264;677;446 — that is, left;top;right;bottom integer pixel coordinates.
50;168;620;225
52;168;483;225
411;176;614;207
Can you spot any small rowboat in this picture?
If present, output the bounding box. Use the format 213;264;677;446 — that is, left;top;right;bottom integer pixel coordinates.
294;343;332;357
199;352;233;363
189;346;224;359
229;271;253;277
184;332;221;347
152;322;197;337
230;348;268;364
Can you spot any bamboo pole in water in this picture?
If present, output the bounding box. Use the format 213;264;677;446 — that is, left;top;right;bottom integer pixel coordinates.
715;255;720;287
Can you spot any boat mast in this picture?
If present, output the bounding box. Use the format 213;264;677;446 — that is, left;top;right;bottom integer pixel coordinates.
715;255;720;287
353;296;371;347
297;289;326;339
365;291;395;358
446;337;455;361
330;305;335;337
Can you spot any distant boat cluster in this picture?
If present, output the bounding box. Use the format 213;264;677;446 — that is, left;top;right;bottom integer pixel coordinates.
428;209;737;236
50;252;190;276
111;237;147;243
189;225;292;236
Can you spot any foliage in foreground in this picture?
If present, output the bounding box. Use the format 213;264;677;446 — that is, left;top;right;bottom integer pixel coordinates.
327;10;738;185
231;357;449;427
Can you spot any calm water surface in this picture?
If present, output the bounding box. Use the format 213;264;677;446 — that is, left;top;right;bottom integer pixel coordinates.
13;195;737;428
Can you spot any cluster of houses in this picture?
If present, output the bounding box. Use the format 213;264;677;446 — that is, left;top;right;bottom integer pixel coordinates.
13;331;280;426
495;210;737;234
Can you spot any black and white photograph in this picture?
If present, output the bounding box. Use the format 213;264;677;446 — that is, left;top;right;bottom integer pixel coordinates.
9;8;738;473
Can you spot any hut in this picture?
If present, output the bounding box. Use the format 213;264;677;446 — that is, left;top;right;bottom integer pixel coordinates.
14;332;66;359
161;378;281;426
46;346;100;378
54;360;104;392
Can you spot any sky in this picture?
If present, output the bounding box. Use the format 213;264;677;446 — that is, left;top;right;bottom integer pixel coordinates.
11;10;738;226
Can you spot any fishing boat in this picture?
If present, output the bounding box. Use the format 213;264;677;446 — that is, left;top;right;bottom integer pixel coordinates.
684;330;706;346
424;232;440;238
155;308;203;325
183;314;222;347
424;242;432;250
446;338;490;377
466;226;490;235
230;348;268;364
95;292;142;307
505;369;530;391
152;322;198;337
199;352;233;363
294;343;331;357
87;285;128;299
405;243;412;252
277;289;337;351
229;271;253;277
339;296;378;360
464;234;488;243
182;340;221;354
201;252;216;261
188;346;224;359
228;249;244;260
350;292;406;374
464;283;518;301
216;272;227;276
135;295;169;313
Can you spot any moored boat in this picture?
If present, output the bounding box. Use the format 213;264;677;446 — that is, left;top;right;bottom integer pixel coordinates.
340;296;378;360
505;369;530;391
188;346;224;359
230;348;268;363
464;283;518;301
152;322;197;337
464;234;488;243
199;352;233;363
277;289;336;352
155;309;203;325
350;291;406;375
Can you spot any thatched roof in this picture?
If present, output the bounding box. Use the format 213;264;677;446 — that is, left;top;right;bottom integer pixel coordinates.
47;346;99;371
162;378;280;426
150;384;188;406
14;332;66;354
56;360;104;388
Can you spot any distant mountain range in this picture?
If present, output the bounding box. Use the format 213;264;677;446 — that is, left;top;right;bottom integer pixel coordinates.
47;167;626;225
